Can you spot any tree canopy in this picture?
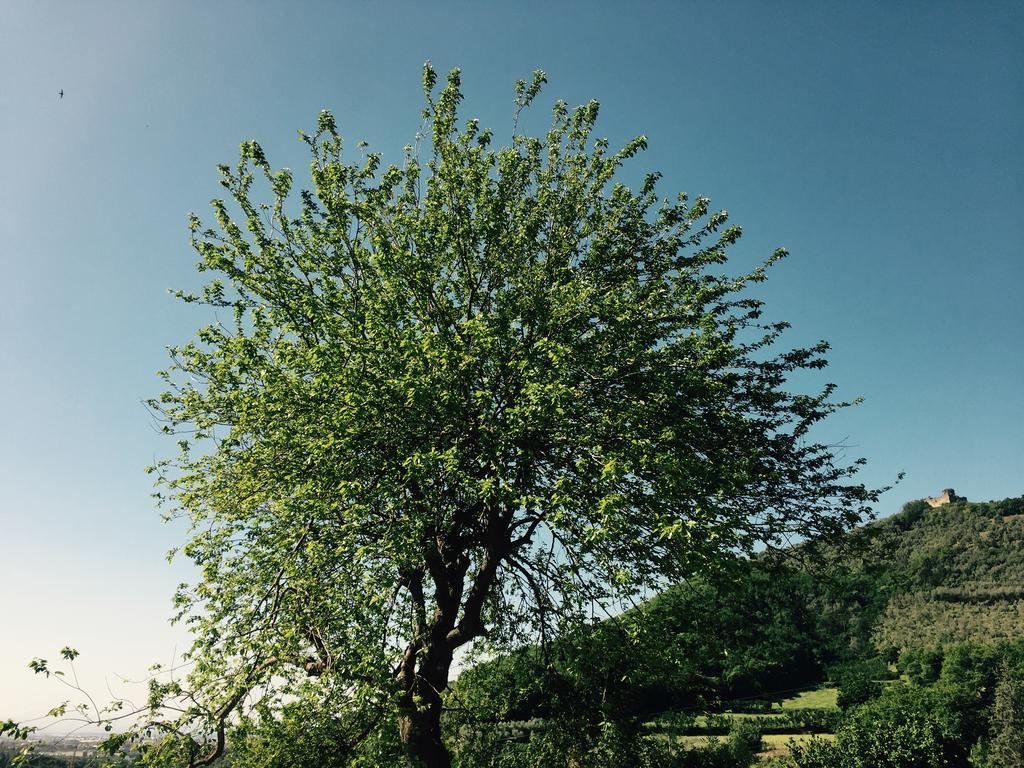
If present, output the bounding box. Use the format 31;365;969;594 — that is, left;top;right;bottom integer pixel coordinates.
71;65;876;767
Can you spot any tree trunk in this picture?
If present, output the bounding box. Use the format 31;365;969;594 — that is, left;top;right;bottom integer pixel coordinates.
397;647;454;768
397;700;450;768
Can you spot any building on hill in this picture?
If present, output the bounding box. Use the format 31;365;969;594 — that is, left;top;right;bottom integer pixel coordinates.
924;488;967;508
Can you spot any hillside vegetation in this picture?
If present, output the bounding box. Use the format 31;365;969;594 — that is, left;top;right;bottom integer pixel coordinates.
455;496;1024;717
860;496;1024;651
444;496;1024;766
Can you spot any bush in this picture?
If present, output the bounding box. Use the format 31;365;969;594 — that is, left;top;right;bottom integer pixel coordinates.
675;721;761;768
899;647;944;685
723;698;774;714
762;708;843;733
726;720;763;763
837;674;882;710
807;685;966;768
451;718;682;768
790;737;847;768
894;500;930;530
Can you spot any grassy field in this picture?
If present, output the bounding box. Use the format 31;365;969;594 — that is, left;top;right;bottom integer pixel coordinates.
757;733;837;760
689;685;840;725
761;733;836;747
778;687;838;709
672;732;836;748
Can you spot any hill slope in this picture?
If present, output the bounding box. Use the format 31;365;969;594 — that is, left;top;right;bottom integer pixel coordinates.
452;495;1024;722
850;495;1024;652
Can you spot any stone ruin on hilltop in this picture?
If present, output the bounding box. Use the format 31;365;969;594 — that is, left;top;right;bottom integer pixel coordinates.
924;488;967;508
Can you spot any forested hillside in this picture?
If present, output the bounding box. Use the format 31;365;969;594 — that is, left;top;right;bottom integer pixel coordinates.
452;495;1024;723
858;496;1024;651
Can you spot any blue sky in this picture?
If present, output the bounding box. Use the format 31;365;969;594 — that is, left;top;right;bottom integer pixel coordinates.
1;0;1021;721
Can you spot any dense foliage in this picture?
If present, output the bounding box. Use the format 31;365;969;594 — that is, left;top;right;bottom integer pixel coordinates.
450;559;828;727
744;495;1024;672
450;496;1024;765
869;499;1024;650
41;63;870;768
788;640;1024;768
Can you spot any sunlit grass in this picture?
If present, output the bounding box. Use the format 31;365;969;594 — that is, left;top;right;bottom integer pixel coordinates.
778;687;838;709
761;732;836;746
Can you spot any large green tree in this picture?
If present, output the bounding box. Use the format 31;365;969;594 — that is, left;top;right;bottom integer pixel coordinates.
987;660;1024;768
115;65;873;767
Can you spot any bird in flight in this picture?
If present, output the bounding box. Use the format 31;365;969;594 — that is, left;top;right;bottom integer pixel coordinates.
58;89;64;98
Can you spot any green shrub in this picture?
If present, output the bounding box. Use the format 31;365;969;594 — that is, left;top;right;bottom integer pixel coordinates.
765;708;843;733
675;726;760;768
811;685;966;768
451;718;682;768
790;737;847;768
726;720;763;763
899;647;944;685
836;673;882;710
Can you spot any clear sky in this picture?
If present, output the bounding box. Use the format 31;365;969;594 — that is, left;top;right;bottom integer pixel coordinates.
1;0;1021;723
